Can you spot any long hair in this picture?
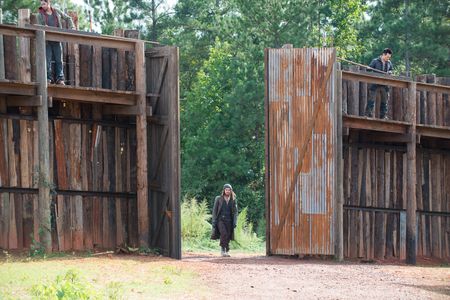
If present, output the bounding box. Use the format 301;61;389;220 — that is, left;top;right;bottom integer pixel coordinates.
222;189;236;201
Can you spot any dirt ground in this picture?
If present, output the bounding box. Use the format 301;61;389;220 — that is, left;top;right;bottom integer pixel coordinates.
181;252;450;299
1;251;449;299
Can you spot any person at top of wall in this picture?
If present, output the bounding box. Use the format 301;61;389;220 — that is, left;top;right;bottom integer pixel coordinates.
364;48;394;120
37;0;75;85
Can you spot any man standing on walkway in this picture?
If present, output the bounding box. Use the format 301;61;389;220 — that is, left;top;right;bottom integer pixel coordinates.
37;0;75;85
364;48;394;119
212;184;238;257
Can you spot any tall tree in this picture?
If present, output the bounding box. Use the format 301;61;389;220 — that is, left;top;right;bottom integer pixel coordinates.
359;0;449;76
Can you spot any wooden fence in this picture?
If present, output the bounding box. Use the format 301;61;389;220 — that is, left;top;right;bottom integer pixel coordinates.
342;66;450;261
0;9;180;258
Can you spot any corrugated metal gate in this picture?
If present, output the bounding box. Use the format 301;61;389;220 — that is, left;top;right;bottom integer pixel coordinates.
265;47;337;255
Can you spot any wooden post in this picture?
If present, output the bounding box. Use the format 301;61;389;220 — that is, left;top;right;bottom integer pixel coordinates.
135;41;149;247
18;9;31;83
0;9;4;80
335;62;344;261
406;81;417;264
36;30;52;252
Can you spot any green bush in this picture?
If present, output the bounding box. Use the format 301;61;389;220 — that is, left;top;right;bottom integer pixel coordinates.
181;197;211;241
231;207;263;251
30;269;100;300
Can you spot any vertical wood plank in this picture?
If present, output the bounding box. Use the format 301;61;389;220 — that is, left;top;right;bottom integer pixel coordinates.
334;63;343;261
36;30;52;252
0;9;4;80
18;9;31;83
54;120;67;251
406;82;417;264
135;41;149;247
374;149;386;259
7;120;18;249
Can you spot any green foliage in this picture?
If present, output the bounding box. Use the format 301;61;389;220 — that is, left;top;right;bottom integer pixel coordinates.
181;197;211;242
180;197;263;251
30;269;100;300
358;0;450;76
230;208;263;251
29;236;46;258
104;282;124;300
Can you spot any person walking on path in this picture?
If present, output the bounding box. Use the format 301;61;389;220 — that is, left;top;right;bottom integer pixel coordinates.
364;48;394;119
37;0;75;85
211;183;238;257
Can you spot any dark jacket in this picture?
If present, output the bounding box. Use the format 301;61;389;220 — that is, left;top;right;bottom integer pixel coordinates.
211;195;238;240
369;57;393;74
37;7;75;30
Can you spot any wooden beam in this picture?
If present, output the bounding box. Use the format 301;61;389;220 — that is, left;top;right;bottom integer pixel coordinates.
335;63;344;261
0;24;35;38
36;30;52;253
342;70;409;89
0;9;5;80
25;24;136;50
0;80;37;95
359;132;411;143
5;95;42;106
416;82;450;94
135;40;149;248
47;85;137;105
406;81;417;265
417;125;450;140
343;115;409;134
103;104;152;116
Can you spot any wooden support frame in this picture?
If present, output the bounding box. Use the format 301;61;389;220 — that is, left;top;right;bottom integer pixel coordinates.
48;86;137;105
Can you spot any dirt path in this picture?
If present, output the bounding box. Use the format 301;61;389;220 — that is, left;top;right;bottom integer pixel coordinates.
181;252;450;299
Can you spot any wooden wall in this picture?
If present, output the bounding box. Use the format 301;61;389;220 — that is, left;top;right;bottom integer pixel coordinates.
0;16;180;256
0;106;140;251
342;70;450;261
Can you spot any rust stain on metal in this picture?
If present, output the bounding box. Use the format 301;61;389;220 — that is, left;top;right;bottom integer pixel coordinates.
266;48;336;255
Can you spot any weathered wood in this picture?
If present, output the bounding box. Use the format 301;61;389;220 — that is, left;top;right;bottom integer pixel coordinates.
5;95;42;107
385;151;394;258
135;41;149;247
7;120;18;249
103;105;152;116
0;9;4;80
430;154;442;258
406;82;417;264
20;120;33;248
335;63;344;261
114;29;127;91
115;128;124;246
69;103;83;251
400;211;406;260
374;149;386;259
4;34;17;80
79;45;92;87
426;75;437;126
36;30;52;252
18;9;31;83
54;120;67;250
348;66;360;116
93;46;103;88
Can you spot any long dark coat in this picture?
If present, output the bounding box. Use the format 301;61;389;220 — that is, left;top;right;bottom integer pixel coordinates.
211;195;238;240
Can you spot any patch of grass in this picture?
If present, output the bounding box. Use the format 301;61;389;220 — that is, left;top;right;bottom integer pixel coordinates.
0;256;204;299
31;269;100;300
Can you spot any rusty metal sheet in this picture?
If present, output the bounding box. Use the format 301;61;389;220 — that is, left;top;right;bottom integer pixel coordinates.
266;48;336;255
